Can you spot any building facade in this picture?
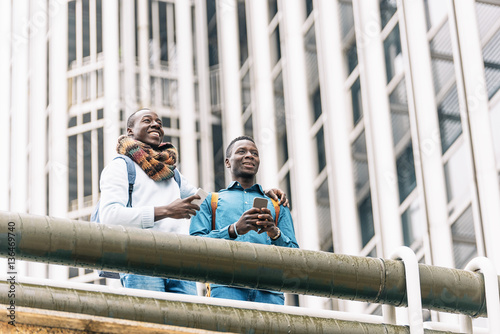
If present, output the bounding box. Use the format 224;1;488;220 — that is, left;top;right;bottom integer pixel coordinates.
1;0;500;321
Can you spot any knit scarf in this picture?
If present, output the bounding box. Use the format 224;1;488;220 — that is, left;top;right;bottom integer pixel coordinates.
116;135;177;181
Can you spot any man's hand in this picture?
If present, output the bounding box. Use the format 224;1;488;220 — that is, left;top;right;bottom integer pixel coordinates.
255;208;280;239
264;188;289;207
154;195;200;220
231;208;273;236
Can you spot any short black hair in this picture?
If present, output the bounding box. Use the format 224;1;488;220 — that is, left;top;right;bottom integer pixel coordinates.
225;136;255;158
127;108;151;129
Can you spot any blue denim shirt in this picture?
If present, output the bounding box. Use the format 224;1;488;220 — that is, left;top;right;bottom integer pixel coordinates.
190;181;299;249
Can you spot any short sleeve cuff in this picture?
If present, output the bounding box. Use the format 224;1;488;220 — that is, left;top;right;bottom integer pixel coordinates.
141;207;155;229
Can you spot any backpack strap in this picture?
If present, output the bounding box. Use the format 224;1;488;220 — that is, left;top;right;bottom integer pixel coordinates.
270;198;280;226
211;192;218;230
114;155;136;207
173;169;181;188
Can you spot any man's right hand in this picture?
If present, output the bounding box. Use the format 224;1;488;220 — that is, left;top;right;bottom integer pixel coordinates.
154;195;200;220
231;208;273;236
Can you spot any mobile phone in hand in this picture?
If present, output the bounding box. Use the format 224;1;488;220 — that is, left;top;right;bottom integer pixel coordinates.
191;188;209;206
253;197;268;209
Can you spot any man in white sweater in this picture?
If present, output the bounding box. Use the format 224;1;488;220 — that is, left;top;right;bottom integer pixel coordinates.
99;108;200;294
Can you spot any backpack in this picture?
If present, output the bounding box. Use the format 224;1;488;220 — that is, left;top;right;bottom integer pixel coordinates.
91;154;181;279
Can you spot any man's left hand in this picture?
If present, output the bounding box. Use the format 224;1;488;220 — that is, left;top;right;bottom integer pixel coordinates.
264;188;289;207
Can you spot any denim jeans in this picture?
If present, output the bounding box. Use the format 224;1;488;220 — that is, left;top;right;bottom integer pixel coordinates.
210;286;284;305
120;274;197;295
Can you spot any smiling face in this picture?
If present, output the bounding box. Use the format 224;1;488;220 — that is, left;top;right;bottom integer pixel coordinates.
225;139;260;180
127;109;164;147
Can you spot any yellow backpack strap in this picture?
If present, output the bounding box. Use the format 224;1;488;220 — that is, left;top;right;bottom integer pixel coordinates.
211;193;218;231
207;192;219;298
270;198;280;226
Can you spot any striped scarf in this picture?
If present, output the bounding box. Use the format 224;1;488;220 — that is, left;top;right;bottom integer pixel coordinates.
116;135;177;181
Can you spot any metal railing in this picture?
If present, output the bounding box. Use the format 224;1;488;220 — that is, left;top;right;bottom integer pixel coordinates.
1;211;498;333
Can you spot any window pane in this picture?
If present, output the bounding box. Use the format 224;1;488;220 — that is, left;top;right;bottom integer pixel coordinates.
384;23;403;84
430;21;463;153
268;0;278;23
452;206;477;269
401;200;423;248
475;2;500;99
274;72;289;168
444;144;472;206
396;144;416;203
352;131;369;192
350;78;363;125
359;195;375;247
96;0;102;53
241;71;251;113
68;1;77;68
244;114;253;137
83;131;92;199
68;135;78;210
315;126;326;174
380;0;397;29
238;1;248;66
270;25;281;67
316;178;333;252
82;0;90;58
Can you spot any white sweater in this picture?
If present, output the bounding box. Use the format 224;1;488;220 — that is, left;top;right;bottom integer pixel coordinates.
99;157;197;234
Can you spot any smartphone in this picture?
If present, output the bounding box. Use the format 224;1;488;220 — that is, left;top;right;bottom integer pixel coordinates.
191;188;209;206
253;197;268;209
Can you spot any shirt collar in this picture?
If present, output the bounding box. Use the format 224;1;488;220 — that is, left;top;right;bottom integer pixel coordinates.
227;181;265;195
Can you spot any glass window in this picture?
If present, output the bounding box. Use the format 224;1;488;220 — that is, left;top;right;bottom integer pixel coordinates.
83;112;91;124
359;195;375;247
350;78;363;126
96;0;102;54
474;2;500;99
68;135;78;210
244;114;253;137
274;73;289;168
401;200;423;248
437;86;462;153
424;0;448;32
68;116;77;128
396;144;416;204
68;1;77;68
444;144;472;206
430;21;462;153
389;79;410;148
83;131;92;199
82;0;90;58
97;108;103;120
315;126;326;174
305;0;313;18
452;206;477;269
352;131;369;193
316;178;333;252
384;24;403;84
238;1;248;66
312;87;322;122
212;123;225;191
270;25;281;68
268;0;278;23
380;0;397;29
241;71;251;113
97;69;103;97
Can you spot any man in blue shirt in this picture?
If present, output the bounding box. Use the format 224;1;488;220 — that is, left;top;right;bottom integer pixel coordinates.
190;136;299;305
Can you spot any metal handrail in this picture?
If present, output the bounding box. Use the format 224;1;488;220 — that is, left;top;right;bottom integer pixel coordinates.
0;211;495;317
